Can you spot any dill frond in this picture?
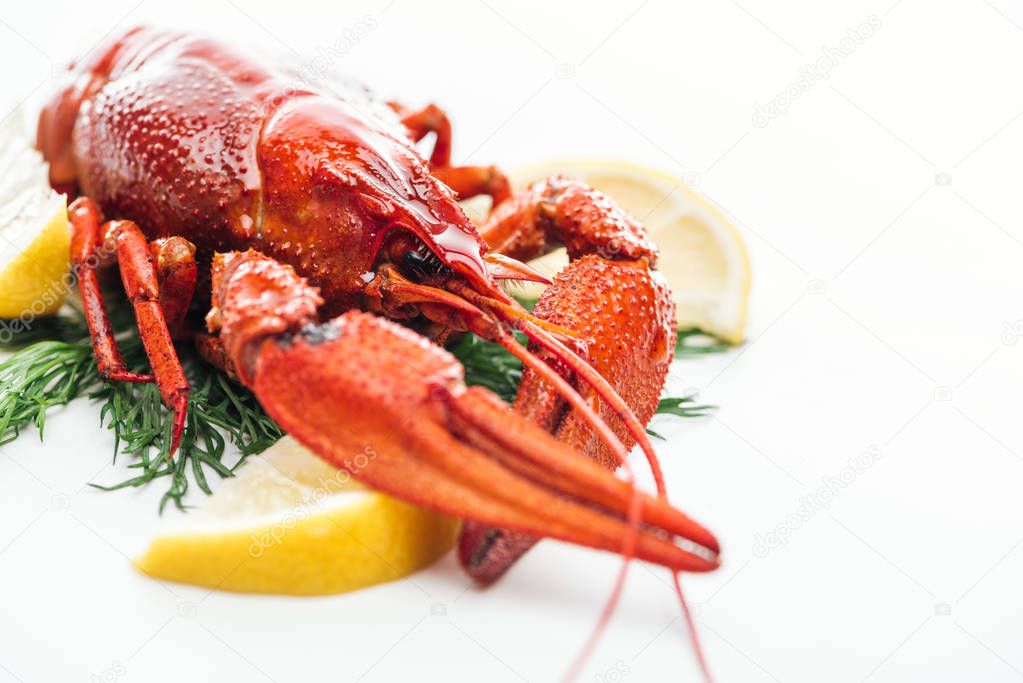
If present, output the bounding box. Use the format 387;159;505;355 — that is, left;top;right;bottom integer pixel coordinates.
1;301;281;511
676;328;731;356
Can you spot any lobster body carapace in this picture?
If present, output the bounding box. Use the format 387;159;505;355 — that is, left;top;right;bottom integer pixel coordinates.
39;27;496;314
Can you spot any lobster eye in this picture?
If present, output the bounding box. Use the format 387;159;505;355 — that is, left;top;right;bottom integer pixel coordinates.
402;249;433;279
381;229;448;280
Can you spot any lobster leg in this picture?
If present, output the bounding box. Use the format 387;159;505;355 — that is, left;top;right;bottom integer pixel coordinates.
479;176;659;264
461;177;677;583
432;165;511;207
194;333;239;382
68;198;190;454
395;102;452;167
395;101;512;206
149;237;197;339
107;220;191;455
69;198;152;384
207;250;719;572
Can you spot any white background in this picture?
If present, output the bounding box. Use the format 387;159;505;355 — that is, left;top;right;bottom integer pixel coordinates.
2;1;1023;681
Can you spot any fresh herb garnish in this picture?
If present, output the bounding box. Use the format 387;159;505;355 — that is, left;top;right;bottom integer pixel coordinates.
0;338;95;445
655;395;715;418
89;353;283;512
0;306;283;511
647;395;717;439
0;290;730;510
676;328;731;356
451;332;525;404
451;330;721;436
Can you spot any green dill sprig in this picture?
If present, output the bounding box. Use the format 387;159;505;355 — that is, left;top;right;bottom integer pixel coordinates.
451;332;525;404
0;339;96;446
676;328;730;356
90;363;283;512
655;395;715;418
513;296;727;358
450;329;724;424
1;305;282;511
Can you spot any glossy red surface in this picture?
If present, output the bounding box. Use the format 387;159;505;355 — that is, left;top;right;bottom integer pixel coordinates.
38;27;495;314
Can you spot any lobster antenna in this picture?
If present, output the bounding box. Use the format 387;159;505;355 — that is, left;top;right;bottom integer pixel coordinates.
385;269;578;340
563;543;635;683
674;571;715;683
492;330;642;682
472;293;581;341
517;320;667;495
453;284;669;497
509;315;715;683
502;330;707;682
387;275;644;506
493;329;629;467
398;279;681;678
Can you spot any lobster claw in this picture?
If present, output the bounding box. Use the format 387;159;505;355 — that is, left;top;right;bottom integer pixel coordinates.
245;311;719;572
210;250;718;572
459;256;684;581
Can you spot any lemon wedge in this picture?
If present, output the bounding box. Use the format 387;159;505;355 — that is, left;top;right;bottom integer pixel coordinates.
136;436;460;595
497;160;751;344
0;113;69;320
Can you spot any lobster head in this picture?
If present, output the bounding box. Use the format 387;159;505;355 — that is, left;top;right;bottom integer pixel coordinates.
258;94;545;328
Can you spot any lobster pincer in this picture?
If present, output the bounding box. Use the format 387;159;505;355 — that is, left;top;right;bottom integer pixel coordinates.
207;250;718;572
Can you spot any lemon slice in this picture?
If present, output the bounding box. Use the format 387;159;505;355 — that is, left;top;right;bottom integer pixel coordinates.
0;113;69;320
136;436;460;595
497;160;751;344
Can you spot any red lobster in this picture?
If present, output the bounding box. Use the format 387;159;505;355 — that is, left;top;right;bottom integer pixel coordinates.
38;27;719;673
